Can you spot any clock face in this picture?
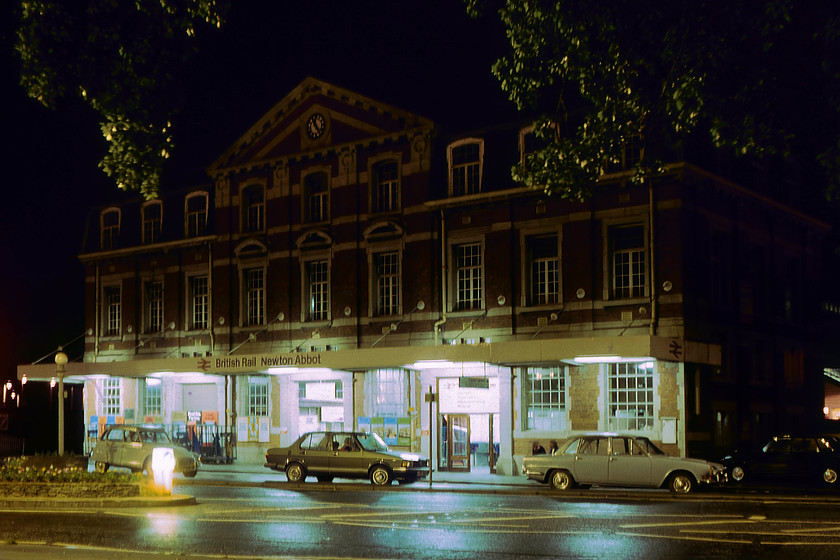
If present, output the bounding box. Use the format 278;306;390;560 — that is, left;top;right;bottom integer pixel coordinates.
305;112;327;140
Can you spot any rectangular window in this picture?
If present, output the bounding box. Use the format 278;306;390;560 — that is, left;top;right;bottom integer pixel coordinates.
608;362;655;431
366;369;407;416
143;379;162;417
450;142;482;196
243;185;265;232
455;243;482;310
373;161;399;212
375;251;400;316
186;193;208;237
610;224;646;299
528;235;559;305
306;260;329;321
104;285;121;336
522;366;566;431
248;377;269;416
101;209;120;250
244;268;265;326
305;173;329;222
143;203;162;244
190;275;209;330
102;378;121;416
144;281;163;333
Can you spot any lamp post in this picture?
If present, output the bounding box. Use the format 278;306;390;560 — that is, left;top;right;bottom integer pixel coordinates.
54;351;68;455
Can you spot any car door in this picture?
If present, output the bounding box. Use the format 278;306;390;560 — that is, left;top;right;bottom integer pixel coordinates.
99;428;123;464
118;429;145;470
331;433;369;477
607;436;652;486
572;437;610;484
757;439;791;479
298;432;331;475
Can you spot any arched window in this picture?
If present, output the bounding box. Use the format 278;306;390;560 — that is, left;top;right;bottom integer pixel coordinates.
100;208;120;250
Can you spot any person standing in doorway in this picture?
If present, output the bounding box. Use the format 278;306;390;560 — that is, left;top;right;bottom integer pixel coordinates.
532;441;546;455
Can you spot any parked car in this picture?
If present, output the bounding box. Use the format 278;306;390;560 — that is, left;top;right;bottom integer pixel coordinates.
264;431;429;485
90;425;200;477
521;433;726;494
722;434;840;487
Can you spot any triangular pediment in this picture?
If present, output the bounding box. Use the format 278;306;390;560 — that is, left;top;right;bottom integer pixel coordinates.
208;77;434;174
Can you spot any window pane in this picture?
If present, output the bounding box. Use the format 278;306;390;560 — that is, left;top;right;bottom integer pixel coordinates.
529;235;559;305
523;366;566;431
611;225;645;298
608;362;655;431
191;275;208;330
186;194;207;237
373;161;399;212
143;203;162;244
455;243;482;310
245;269;264;326
376;252;400;316
451;143;481;196
307;260;329;320
243;186;265;232
306;173;329;222
145;281;163;333
104;286;121;335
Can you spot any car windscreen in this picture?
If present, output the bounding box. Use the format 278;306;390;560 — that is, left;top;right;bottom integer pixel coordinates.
357;432;389;452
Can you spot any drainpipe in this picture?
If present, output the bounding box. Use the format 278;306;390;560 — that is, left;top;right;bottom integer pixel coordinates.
648;175;658;336
208;243;215;351
95;263;101;357
433;209;447;344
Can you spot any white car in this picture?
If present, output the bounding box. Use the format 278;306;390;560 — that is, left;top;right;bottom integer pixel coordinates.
90;425;200;477
522;433;725;494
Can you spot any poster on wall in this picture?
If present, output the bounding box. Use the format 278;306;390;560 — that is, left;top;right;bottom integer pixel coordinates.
247;416;260;441
383;417;398;445
237;416;248;442
357;416;371;433
259;416;269;442
370;417;385;440
397;417;411;446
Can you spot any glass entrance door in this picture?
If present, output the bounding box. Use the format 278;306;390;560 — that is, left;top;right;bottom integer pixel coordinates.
440;414;470;471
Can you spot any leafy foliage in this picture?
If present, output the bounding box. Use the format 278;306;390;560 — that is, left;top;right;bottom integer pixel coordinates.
15;0;227;199
0;456;138;483
467;0;840;201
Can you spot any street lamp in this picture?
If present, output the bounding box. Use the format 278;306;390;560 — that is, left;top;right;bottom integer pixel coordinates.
54;351;68;455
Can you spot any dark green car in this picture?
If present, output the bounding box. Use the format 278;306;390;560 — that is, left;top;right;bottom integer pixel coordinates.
264;431;429;485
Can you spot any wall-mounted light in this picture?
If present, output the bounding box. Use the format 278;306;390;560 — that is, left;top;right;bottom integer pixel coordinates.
344;306;352;316
126;325;133;333
662;281;673;292
497;295;506;306
576;288;586;299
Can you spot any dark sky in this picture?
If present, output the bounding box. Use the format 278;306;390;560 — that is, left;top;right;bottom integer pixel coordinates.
0;1;515;380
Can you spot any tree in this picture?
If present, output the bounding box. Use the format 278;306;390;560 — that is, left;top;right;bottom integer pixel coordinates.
15;0;227;199
467;0;840;202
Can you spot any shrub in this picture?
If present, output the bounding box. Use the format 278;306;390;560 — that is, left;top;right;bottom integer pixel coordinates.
0;456;140;484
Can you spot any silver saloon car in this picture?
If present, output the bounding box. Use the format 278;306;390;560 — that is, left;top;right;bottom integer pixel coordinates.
90;425;200;478
522;433;725;494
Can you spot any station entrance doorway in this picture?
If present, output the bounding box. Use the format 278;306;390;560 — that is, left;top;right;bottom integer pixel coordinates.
436;376;500;473
438;412;500;473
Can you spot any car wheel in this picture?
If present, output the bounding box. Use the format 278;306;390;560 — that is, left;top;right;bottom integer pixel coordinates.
183;470;198;478
285;462;306;482
548;469;574;491
369;465;392;486
668;471;695;494
823;467;838;485
95;461;109;474
731;465;746;482
316;476;334;483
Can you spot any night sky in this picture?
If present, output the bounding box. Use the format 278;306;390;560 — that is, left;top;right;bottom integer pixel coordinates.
0;2;514;381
